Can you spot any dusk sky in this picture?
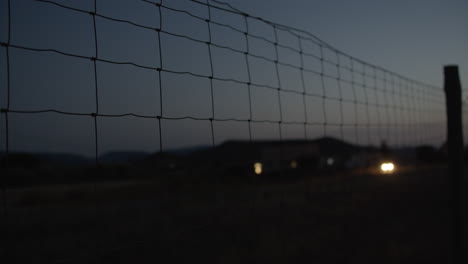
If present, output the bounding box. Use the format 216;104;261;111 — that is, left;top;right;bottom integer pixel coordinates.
0;0;466;157
233;0;468;87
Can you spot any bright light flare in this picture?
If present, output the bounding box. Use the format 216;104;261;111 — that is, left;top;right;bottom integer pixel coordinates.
380;162;395;173
254;162;263;175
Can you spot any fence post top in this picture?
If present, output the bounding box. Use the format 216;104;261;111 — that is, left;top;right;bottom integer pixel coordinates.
444;64;459;73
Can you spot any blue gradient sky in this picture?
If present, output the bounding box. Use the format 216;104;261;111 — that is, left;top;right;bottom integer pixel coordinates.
0;0;466;157
229;0;468;88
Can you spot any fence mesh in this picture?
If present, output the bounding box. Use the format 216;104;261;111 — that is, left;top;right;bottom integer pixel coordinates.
0;0;448;159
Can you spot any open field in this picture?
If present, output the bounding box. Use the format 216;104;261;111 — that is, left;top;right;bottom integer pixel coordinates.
1;164;467;263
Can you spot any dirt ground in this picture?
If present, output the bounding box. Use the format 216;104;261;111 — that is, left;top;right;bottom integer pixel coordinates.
1;164;466;263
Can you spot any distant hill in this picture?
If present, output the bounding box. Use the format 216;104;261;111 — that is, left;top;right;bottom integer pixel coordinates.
308;137;363;155
0;152;92;166
2;136;438;168
178;137;372;166
214;136;367;156
1;151;150;166
99;151;150;163
37;153;93;165
169;145;211;155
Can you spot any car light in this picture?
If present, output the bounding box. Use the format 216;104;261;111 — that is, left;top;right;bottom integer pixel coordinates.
380;162;395;173
254;162;263;175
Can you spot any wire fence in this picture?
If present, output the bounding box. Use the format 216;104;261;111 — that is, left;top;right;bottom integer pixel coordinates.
0;0;448;160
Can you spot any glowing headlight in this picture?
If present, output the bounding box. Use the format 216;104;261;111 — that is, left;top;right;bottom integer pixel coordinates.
254;162;263;175
380;162;395;173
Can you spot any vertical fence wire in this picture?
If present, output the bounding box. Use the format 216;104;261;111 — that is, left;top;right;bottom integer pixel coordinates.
409;80;415;144
1;0;11;258
361;64;371;145
91;0;101;257
272;25;284;141
390;74;399;147
91;0;100;166
397;76;404;147
298;36;308;139
243;15;253;142
372;66;382;144
417;82;425;145
156;0;164;153
335;51;344;141
350;59;359;144
382;71;390;144
319;44;328;137
205;0;216;148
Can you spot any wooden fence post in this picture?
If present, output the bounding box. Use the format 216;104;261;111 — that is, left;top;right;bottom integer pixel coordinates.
444;65;464;263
